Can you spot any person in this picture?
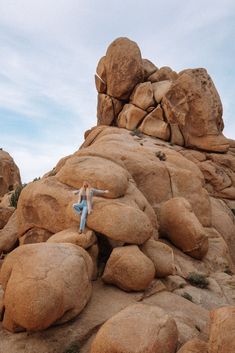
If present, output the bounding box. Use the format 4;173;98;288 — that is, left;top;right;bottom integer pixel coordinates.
72;181;109;233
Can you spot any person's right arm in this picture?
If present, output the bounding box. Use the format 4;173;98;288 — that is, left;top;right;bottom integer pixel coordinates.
71;189;80;195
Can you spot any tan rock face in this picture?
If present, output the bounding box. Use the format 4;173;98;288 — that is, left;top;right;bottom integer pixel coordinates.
160;197;209;259
0;207;14;229
19;227;53;245
95;56;107;93
17;177;78;237
47;226;96;249
105;37;144;99
139;108;170;140
117;103;146;130
0;211;18;253
0;150;21;197
148;66;178;82
140;238;175;277
162;68;228;152
0;242;93;332
177;338;208;353
152;80;172;103
142;58;158;79
208;306;235;353
87;198;154;244
130;82;155;110
90;303;178;353
97;94;114;125
102;245;155;291
55;154;129;199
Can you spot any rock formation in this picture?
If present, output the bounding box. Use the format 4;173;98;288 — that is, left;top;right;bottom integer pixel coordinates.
0;37;235;353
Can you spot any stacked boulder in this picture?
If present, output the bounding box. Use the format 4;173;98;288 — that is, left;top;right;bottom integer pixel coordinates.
0;37;235;351
95;37;230;153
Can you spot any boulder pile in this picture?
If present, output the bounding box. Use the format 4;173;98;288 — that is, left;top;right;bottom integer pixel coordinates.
0;37;235;353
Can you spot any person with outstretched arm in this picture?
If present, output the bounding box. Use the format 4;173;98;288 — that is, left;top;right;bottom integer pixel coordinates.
72;181;109;233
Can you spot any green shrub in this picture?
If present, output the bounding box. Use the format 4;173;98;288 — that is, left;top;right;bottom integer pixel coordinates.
10;184;26;208
33;177;41;182
187;272;209;289
181;292;193;302
130;129;143;138
63;342;80;353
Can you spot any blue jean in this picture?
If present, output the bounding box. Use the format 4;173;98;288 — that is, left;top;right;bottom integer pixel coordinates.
73;200;88;232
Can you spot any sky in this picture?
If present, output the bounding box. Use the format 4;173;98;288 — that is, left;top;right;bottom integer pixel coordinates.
0;0;234;182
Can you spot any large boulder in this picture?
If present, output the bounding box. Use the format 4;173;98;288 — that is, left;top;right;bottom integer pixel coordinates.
17;177;78;237
102;245;155;291
90;303;178;353
0;242;93;332
208;306;235;353
55;154;129;199
162;68;229;152
117;103;146;130
0;149;21;197
0;206;14;229
47;226;96;249
105;37;144;99
19;227;53;245
87;198;154;244
160;197;209;259
130;82;155;110
140;238;175;277
0;211;18;253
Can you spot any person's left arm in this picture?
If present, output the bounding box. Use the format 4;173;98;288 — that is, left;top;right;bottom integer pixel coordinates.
92;188;109;195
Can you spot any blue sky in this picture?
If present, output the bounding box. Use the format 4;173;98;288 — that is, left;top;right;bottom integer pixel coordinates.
0;0;234;182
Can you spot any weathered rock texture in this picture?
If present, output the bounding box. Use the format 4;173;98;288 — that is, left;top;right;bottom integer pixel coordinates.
0;150;21;197
95;37;230;154
90;304;178;353
0;243;93;332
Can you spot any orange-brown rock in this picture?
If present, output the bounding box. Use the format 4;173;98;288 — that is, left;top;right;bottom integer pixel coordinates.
17;177;78;237
55;154;129;199
139;108;170;140
177;338;208;353
19;227;53;245
90;303;178;353
0;242;93;332
152;80;172;103
117;103;146;130
0;207;14;229
148;66;178;82
47;226;96;249
140;238;175;277
97;93;114;125
162;68;229;152
142;58;158;79
95;56;107;93
105;37;144;99
102;245;155;291
160;197;209;259
0;211;18;253
130;82;155;110
87;198;154;244
208;306;235;353
0;150;21;197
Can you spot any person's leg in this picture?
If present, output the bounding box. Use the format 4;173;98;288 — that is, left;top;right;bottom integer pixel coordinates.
73;202;82;214
79;203;88;233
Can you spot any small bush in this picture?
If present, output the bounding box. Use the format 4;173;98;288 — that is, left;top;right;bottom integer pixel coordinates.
187;272;209;289
33;177;41;182
130;129;143;138
10;184;26;208
181;292;193;302
63;342;80;353
224;265;233;276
